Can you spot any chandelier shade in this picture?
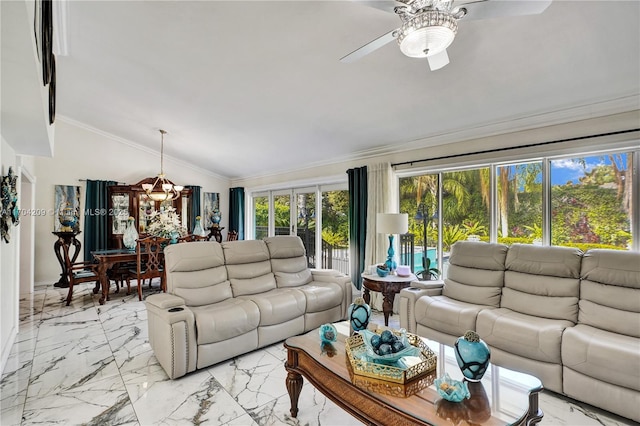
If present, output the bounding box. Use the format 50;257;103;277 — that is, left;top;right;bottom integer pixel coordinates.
397;10;458;58
142;129;184;201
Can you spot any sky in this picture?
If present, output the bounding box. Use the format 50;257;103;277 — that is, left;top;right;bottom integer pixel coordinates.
550;154;626;186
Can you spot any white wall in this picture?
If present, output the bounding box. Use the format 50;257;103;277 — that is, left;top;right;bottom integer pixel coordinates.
33;120;230;284
19;158;36;295
1;139;20;374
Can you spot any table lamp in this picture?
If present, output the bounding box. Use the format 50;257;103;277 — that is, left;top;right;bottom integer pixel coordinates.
377;213;409;273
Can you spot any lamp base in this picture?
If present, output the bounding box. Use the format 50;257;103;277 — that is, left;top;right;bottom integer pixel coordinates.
384;234;397;272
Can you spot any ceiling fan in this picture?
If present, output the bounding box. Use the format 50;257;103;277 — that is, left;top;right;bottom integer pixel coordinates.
341;0;553;71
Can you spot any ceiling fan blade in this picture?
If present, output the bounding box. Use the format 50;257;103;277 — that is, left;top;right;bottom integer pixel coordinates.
456;0;552;21
355;1;402;14
340;30;397;63
427;49;449;71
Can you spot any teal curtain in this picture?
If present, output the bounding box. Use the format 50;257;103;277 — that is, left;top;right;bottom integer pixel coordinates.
185;185;201;233
84;180;116;261
347;166;367;290
229;187;245;240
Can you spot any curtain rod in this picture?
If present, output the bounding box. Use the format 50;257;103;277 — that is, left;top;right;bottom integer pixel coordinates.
78;179;127;185
391;128;640;168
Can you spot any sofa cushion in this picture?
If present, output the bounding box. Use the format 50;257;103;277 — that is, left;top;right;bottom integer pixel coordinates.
223;240;277;296
164;241;231;306
415;295;489;338
191;298;260;345
562;324;640;391
502;244;581;322
477;308;573;364
265;235;306;259
265;236;314;287
441;241;507;307
296;282;343;313
271;256;313;287
222;239;270;264
239;288;306;326
579;249;640;337
229;271;277;297
506;244;582;278
449;241;508;271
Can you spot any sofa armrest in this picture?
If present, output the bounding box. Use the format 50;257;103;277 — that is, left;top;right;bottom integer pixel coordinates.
410;279;444;294
311;269;353;319
145;294;197;379
399;284;442;334
146;293;186;311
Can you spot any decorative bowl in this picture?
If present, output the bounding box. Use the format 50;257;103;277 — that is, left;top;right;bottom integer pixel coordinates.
396;265;411;277
360;329;420;365
434;373;470;402
376;266;389;277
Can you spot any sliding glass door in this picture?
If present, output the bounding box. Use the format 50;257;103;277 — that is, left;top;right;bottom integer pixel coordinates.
249;184;350;274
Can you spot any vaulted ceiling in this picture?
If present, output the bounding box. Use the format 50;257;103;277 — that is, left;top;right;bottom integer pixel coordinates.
56;1;640;180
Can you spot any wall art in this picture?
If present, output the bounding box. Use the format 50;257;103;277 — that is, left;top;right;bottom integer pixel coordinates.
1;167;19;243
203;192;220;230
54;184;81;233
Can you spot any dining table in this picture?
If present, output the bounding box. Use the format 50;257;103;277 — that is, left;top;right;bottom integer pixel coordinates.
91;248;137;305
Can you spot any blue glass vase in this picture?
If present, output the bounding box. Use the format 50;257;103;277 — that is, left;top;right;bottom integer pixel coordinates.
454;330;491;382
348;297;371;335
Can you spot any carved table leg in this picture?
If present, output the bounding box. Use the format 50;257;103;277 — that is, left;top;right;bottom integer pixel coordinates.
362;286;371;307
286;370;303;418
381;291;397;327
285;350;303;418
97;262;111;305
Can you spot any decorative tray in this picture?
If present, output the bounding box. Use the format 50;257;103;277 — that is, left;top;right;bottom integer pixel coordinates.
346;330;437;384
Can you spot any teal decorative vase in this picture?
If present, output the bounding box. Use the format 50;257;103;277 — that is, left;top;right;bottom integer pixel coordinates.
122;217;138;250
211;209;221;226
348;297;371;335
454;330;490;382
170;231;179;244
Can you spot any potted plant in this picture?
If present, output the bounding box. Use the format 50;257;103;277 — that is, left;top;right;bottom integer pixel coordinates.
418;256;440;280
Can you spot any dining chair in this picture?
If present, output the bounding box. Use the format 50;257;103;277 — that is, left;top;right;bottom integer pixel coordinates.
177;234;208;243
226;230;239;241
63;243;100;306
127;235;170;301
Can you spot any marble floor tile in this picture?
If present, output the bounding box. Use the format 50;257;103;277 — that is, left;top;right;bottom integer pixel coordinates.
1;283;637;426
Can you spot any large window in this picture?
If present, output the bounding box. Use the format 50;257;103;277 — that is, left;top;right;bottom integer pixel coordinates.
399;147;637;278
497;162;543;245
551;153;632;250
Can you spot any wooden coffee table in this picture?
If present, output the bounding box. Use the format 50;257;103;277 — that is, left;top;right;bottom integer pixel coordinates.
284;323;543;425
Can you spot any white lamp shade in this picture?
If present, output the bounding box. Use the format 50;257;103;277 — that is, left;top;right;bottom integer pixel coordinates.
377;213;409;235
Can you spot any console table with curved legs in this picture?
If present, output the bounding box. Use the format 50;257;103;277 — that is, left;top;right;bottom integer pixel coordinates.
53;231;81;288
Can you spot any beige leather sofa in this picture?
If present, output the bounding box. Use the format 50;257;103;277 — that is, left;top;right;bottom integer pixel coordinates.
400;242;640;422
146;236;352;379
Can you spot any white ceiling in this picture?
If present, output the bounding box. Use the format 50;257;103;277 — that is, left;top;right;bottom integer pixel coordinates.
55;1;640;180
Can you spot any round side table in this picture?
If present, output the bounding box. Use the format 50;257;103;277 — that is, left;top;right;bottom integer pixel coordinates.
361;272;417;326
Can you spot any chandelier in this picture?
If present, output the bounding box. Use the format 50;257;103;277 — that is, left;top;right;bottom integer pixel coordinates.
142;129;184;202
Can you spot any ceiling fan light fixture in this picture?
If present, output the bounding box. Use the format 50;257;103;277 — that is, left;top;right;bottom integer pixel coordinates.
398;10;457;58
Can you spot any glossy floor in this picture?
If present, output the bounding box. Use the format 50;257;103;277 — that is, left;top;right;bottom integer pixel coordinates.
0;282;634;425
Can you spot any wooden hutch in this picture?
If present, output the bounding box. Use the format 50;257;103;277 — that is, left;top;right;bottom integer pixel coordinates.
107;177;192;249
